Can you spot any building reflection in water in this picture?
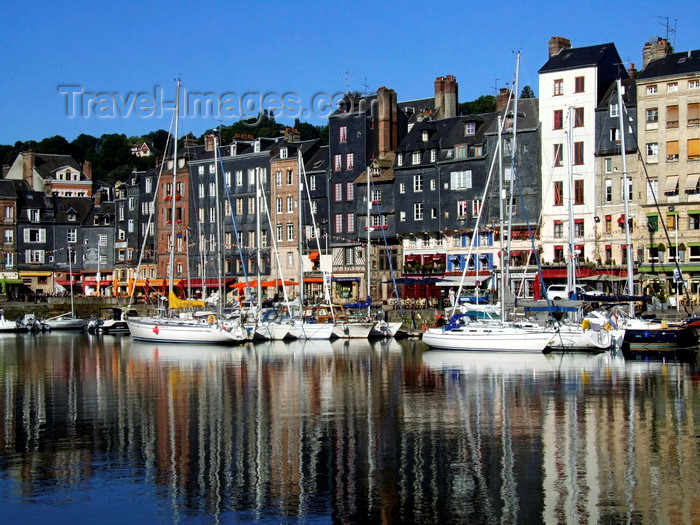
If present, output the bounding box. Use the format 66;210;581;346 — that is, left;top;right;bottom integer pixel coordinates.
0;333;697;524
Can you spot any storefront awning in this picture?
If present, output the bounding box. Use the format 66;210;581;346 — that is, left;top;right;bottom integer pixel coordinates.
685;173;700;191
19;271;51;277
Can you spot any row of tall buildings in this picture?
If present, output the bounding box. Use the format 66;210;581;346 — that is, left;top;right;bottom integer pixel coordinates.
1;35;699;303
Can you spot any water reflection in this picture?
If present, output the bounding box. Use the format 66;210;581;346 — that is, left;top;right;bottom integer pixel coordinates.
0;334;697;524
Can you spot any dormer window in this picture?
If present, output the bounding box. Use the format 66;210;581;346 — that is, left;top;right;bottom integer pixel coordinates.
421;130;429;142
29;209;40;222
68;213;77;222
455;145;467;159
411;151;421;165
430;149;437;162
280;147;288;159
397;154;404;167
254;140;261;153
464;122;476;135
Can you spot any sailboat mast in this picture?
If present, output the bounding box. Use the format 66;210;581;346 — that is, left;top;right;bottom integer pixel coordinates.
617;78;635;316
497;115;505;320
366;165;371;317
213;132;223;311
168;79;180;297
297;150;304;309
68;246;74;316
566;106;576;295
255;166;262;316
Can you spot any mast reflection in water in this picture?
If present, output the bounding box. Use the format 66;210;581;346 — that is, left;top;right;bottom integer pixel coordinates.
0;333;697;524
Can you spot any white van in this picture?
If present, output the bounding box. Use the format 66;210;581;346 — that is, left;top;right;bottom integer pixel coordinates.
546;284;604;300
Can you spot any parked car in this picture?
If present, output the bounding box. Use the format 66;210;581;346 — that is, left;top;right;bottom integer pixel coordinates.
546;284;605;300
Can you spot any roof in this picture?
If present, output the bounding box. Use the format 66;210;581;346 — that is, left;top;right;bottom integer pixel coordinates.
354;152;395;183
597;78;637;110
538;43;618;73
30;153;83;178
305;145;329;172
637;49;700;80
0;179;19;199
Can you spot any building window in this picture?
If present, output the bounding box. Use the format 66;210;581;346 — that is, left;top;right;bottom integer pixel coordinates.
574;179;584;205
413;203;423;220
457;201;468;218
334;214;343;234
605;158;612;173
647;142;659;160
286;170;293;185
553;109;563;129
346;182;354;201
689;80;700;89
667;140;679;162
573;142;584;165
553;79;563;96
553;221;563;238
334;183;342;201
472;199;482;216
574;76;584;93
276;224;283;242
454;145;467;159
689;138;700;160
397;154;403;167
346;153;354;171
346;213;354;233
399;182;405;194
689;103;700;126
574;219;584;238
67;229;77;243
286;224;294;241
29;209;40;222
450;170;472;190
667;82;678;93
413;174;423;192
286;196;294;213
339;126;347;142
667;105;679;128
430;149;437;162
464;122;476;135
610;128;620;142
605;179;612;202
399;211;406;222
334;155;342;172
412;151;421;165
646;85;658;95
554;181;563;206
275;198;282;214
646;108;658;123
574;107;584;127
610;103;619;117
553;144;563;167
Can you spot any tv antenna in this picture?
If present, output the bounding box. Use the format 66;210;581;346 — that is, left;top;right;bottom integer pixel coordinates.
654;16;677;47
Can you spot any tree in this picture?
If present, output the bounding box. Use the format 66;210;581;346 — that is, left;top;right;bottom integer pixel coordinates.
293;119;320;141
70;134;101;162
459;95;496;115
520;85;535;99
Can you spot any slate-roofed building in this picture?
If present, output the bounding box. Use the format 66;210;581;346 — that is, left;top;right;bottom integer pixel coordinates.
6;152;93;197
634;39;700;288
538;37;627;268
51;195;95;294
593;77;639;268
16;188;55;294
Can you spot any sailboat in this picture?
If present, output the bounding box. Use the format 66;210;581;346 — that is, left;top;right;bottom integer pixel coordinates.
544;106;617;352
127;80;246;345
422;53;556;353
286;149;334;340
46;246;87;330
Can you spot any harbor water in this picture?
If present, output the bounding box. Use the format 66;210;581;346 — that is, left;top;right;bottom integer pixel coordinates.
0;332;697;524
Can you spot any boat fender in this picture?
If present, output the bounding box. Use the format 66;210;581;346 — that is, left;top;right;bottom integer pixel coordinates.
604;323;612;331
207;314;217;325
661;321;667;329
581;319;590;330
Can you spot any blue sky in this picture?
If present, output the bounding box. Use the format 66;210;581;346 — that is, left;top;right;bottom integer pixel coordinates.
0;0;697;145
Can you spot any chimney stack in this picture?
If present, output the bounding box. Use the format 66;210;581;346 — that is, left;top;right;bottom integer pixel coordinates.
377;87;398;158
642;36;672;69
283;127;301;142
496;88;514;112
204;134;215;152
22;151;35;187
82;160;92;180
548;36;571;58
2;164;9;178
434;75;458;119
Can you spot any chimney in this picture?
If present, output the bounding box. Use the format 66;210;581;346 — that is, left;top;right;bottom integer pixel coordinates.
496;88;513;111
642;36;672;69
2;164;9;178
434;77;445;119
22;151;35;187
434;75;458;119
94;190;102;206
283;127;301;142
82;160;92;180
628;62;637;78
377;87;398;158
548;36;571;58
204;134;215;152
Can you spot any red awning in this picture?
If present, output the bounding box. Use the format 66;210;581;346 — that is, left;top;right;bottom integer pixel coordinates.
309;251;320;260
56;280;82;287
83;280;113;286
187;278;234;287
618;214;626;223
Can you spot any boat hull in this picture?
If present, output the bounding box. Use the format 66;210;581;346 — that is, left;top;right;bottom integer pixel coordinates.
288;321;334;340
369;321;402;338
127;318;245;344
332;322;375;339
422;325;555;352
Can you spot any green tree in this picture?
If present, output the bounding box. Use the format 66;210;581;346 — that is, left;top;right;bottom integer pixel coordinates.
459;95;496;115
520;85;535;99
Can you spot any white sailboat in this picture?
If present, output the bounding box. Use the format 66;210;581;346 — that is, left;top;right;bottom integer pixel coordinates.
127;80;246;345
422;52;555;353
46;246;87;331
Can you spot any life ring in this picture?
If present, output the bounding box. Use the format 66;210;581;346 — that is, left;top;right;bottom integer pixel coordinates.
207;314;217;325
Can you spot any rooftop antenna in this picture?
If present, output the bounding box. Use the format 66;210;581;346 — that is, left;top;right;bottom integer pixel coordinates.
362;77;370;96
494;78;501;96
343;71;353;93
654;16;677;47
